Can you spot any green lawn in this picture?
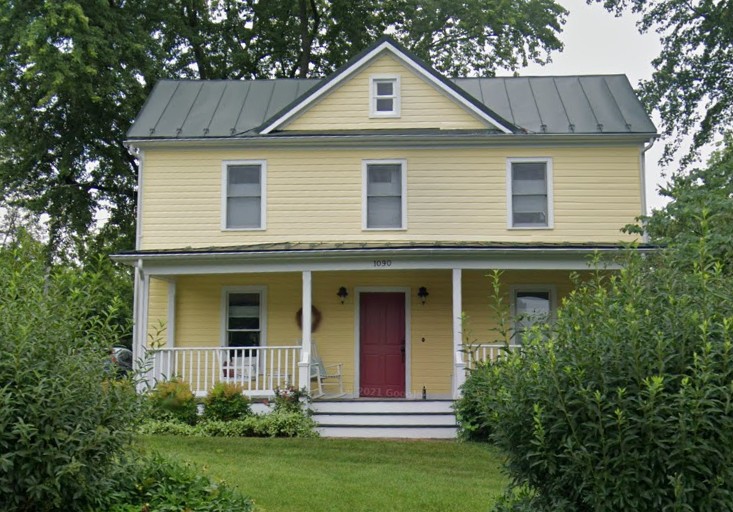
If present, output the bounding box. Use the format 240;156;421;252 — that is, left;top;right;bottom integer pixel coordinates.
139;436;507;512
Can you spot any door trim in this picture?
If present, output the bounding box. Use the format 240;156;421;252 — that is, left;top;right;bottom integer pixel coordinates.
354;287;411;398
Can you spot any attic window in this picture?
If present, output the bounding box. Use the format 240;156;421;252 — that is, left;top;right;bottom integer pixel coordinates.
370;76;400;118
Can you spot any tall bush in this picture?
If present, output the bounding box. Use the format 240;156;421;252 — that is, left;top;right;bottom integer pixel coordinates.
0;233;139;511
484;241;733;511
203;381;252;421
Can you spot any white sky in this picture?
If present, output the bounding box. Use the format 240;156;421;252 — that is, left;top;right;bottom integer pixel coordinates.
518;0;667;213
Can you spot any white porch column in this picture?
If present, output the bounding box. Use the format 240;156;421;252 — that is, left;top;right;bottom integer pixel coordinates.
452;268;466;399
298;270;312;391
166;280;176;348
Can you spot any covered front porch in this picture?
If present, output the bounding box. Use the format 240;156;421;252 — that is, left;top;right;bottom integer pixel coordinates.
118;243;619;399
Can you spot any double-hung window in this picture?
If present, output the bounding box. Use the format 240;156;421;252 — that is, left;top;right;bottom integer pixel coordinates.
370;76;400;117
511;286;555;343
363;160;406;230
507;158;553;228
223;161;265;229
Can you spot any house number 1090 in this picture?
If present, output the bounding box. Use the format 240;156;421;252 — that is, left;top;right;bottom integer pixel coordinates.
373;259;392;268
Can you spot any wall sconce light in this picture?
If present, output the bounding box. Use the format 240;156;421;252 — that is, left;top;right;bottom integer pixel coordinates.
337;286;349;304
417;286;429;305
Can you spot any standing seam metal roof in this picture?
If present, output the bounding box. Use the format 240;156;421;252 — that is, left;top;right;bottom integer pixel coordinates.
128;74;656;139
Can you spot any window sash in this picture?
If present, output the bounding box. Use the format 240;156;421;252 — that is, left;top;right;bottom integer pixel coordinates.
511;162;548;227
365;163;403;228
372;78;397;114
226;292;262;348
226;163;262;229
514;290;552;342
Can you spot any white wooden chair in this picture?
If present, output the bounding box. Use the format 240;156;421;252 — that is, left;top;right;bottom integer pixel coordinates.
309;341;345;398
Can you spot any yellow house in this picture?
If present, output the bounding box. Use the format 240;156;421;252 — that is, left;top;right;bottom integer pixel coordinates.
114;37;656;437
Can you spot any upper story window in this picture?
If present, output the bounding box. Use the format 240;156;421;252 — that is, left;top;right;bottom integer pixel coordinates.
370;75;400;117
363;160;407;230
507;158;553;229
511;286;556;342
222;161;266;230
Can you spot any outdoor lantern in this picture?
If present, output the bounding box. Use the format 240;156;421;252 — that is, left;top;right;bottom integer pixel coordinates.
337;286;349;304
417;286;429;305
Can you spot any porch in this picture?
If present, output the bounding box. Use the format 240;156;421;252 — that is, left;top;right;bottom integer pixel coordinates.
119;243;622;401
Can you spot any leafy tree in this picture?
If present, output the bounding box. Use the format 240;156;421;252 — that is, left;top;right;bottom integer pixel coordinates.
628;135;733;268
0;0;567;256
590;0;733;164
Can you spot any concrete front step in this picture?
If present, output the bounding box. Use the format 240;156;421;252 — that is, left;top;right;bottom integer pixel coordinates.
317;425;458;439
311;399;455;414
314;412;457;426
311;400;458;439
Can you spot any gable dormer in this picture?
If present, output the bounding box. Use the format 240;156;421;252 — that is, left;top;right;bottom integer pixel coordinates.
260;38;516;133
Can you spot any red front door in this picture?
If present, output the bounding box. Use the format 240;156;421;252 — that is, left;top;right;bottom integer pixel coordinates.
359;292;406;397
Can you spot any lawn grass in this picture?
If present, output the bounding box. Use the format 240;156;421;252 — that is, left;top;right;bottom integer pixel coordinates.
139;436;507;512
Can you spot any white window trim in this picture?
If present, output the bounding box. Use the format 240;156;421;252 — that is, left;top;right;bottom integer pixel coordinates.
362;159;408;231
509;284;557;342
369;74;401;118
506;157;554;230
221;160;267;231
220;286;268;348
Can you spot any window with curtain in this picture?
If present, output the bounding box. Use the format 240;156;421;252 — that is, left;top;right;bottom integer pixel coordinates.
365;162;404;229
225;163;263;229
510;161;550;227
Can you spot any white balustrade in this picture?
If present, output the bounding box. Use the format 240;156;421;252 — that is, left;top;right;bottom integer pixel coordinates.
461;343;521;369
147;345;301;397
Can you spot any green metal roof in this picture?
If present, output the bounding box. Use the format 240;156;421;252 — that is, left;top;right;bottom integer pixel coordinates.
127;38;656;140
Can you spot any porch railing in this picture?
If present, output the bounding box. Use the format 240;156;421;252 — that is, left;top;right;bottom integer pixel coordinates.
462;343;521;369
147;346;302;397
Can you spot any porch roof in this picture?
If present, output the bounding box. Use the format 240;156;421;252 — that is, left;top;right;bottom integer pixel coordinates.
115;240;654;259
112;241;656;274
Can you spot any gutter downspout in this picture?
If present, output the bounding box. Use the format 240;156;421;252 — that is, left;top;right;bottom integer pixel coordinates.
640;137;656;242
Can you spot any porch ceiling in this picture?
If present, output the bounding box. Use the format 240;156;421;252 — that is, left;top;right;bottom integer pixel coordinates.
112;241;656;274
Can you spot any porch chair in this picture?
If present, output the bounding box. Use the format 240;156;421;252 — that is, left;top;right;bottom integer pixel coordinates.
309;341;345;398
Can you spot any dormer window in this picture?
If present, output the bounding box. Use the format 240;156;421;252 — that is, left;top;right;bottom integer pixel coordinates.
370;75;400;118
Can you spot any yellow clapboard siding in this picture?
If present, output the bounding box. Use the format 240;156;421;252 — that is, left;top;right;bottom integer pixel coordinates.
284;53;489;131
140;145;643;249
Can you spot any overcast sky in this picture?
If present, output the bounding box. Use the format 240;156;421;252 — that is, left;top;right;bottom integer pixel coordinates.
518;1;667;212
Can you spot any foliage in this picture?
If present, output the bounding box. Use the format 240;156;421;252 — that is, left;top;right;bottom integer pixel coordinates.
203;382;252;422
0;1;567;254
628;135;733;269
0;233;141;512
147;378;199;425
108;453;254;512
484;241;733;511
273;385;312;413
139;409;320;439
455;361;496;441
590;0;733;163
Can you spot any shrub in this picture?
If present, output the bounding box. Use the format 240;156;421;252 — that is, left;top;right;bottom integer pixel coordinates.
203;381;251;421
454;361;496;441
109;453;254;511
147;378;198;425
485;247;733;511
0;233;140;511
140;410;319;438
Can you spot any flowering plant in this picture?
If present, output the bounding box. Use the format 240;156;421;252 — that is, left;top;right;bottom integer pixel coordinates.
273;385;311;413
